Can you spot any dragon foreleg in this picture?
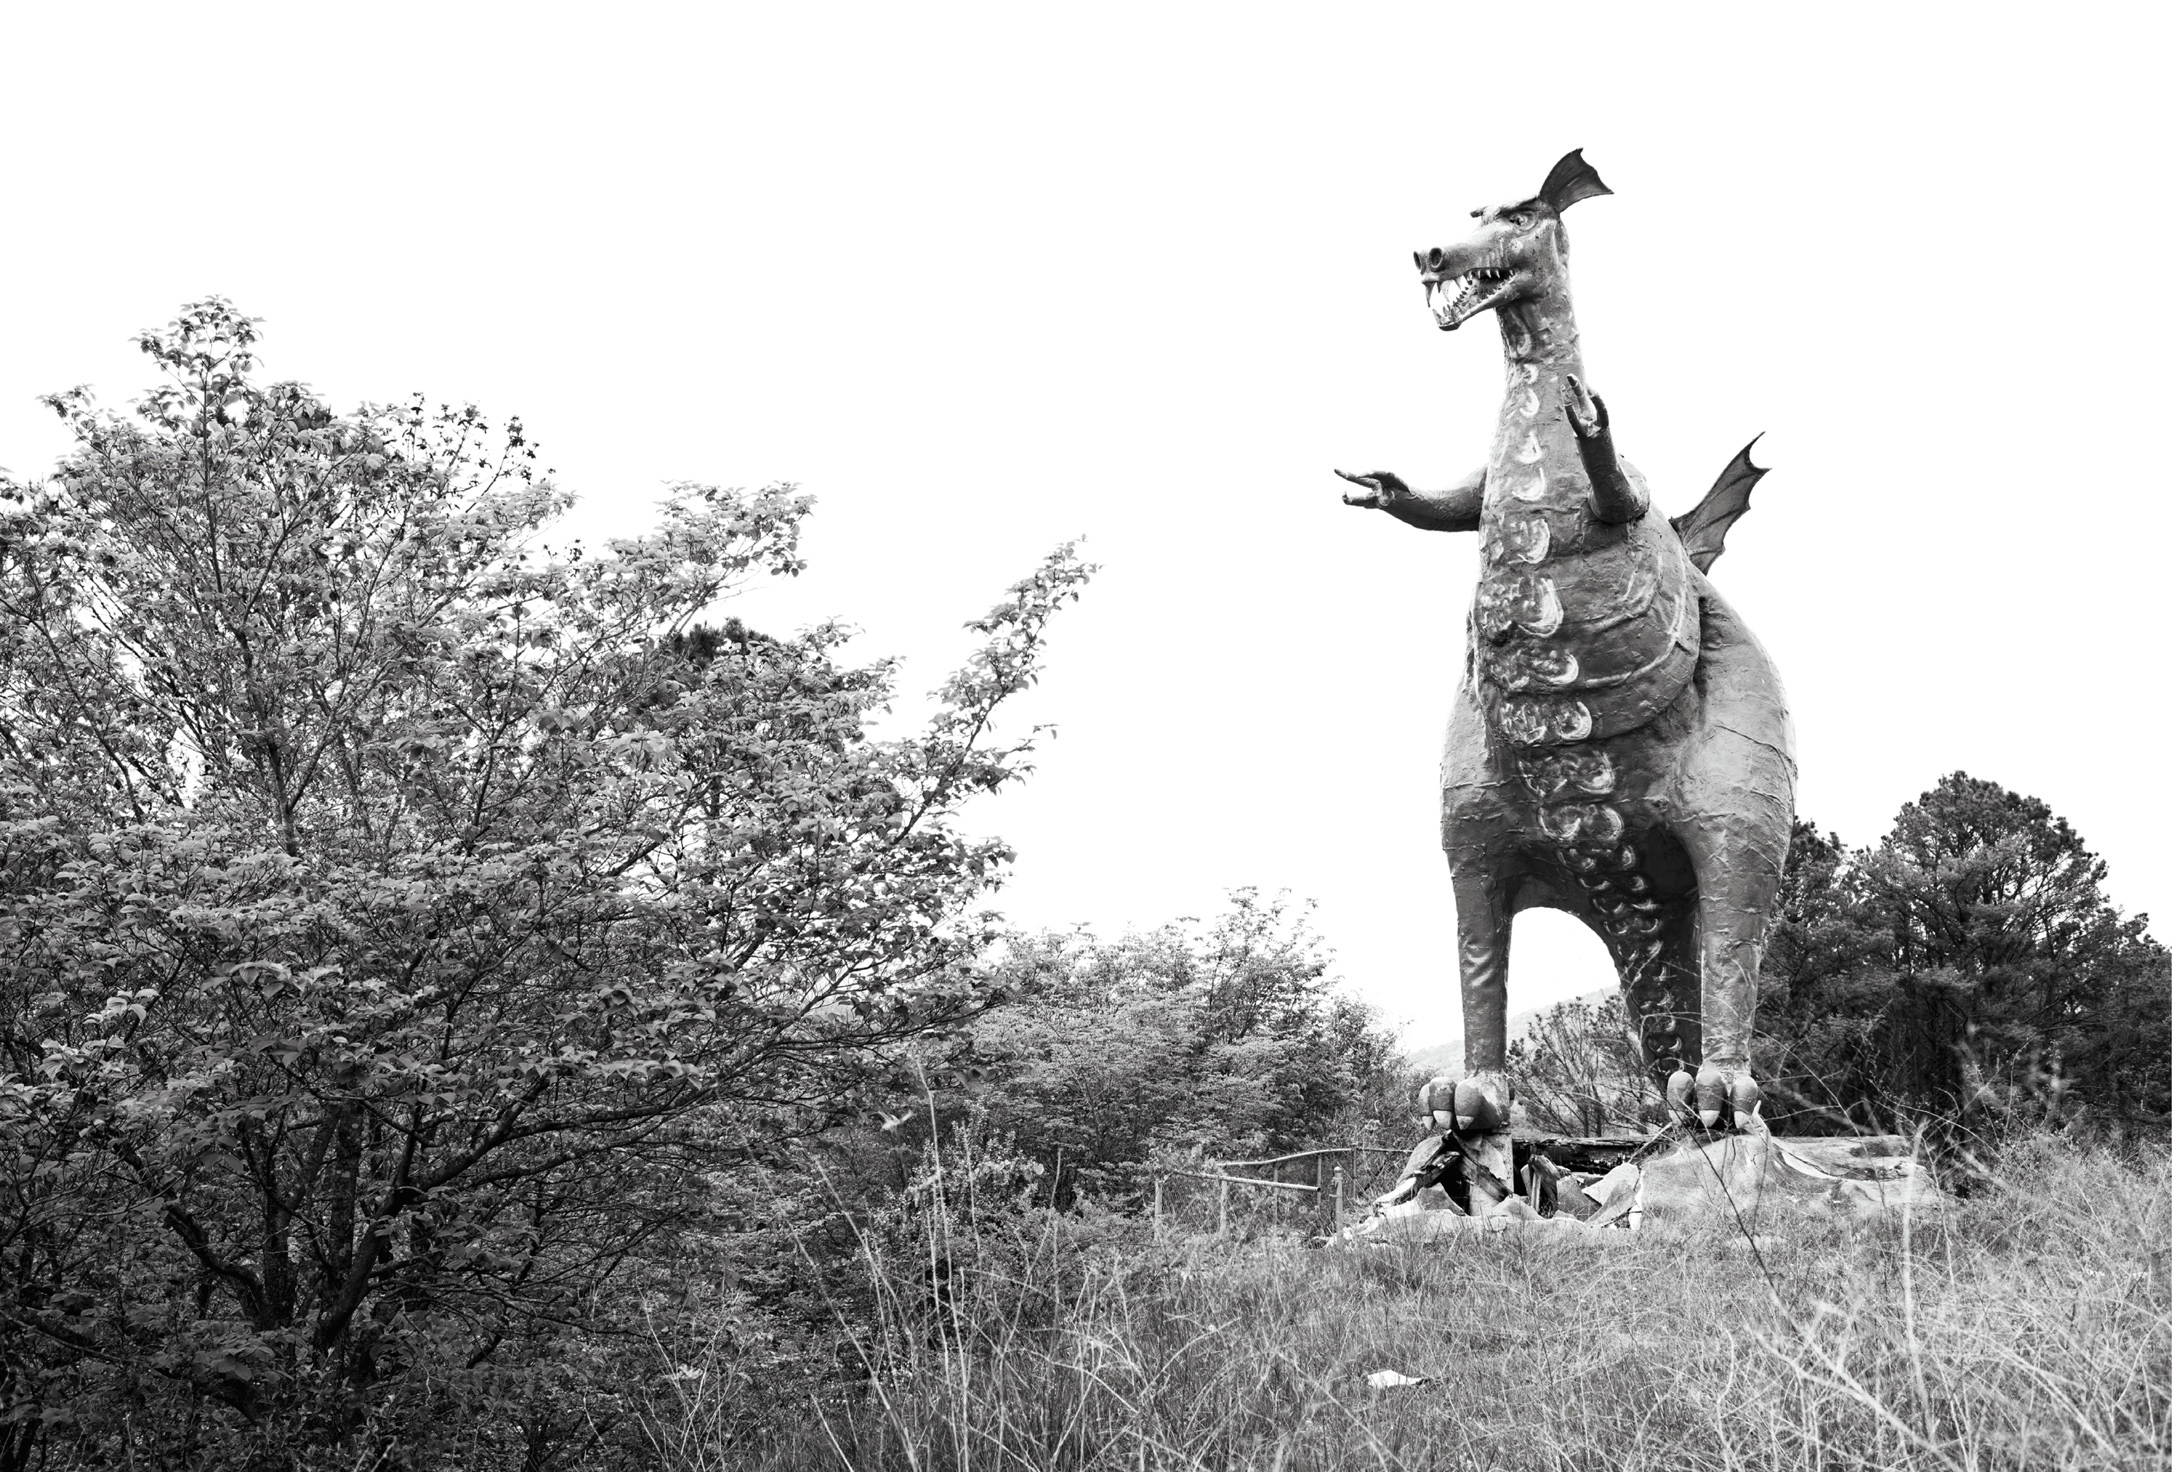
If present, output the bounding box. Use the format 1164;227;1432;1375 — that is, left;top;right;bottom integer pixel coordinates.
1564;375;1647;525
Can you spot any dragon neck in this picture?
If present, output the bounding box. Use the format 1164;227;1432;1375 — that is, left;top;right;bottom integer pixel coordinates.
1482;291;1586;519
1496;291;1583;379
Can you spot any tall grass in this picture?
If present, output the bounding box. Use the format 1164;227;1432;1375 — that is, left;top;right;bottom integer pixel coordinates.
645;1136;2172;1470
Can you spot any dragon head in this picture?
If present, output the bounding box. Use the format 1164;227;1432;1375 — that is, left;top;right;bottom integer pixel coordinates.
1416;150;1612;332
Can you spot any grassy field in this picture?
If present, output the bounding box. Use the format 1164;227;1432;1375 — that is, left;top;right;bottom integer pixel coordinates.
647;1136;2172;1471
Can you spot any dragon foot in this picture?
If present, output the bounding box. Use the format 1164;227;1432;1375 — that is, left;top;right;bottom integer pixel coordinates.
1418;1073;1519;1214
1667;1062;1761;1130
1417;1073;1511;1135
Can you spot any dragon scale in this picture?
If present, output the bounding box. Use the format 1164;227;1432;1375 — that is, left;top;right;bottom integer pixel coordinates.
1471;318;1705;1072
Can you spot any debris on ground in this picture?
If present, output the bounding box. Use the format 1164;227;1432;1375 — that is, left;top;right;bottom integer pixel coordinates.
1365;1369;1431;1389
1332;1118;1943;1244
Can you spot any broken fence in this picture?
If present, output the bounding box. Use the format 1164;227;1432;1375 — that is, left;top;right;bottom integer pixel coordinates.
1151;1146;1408;1238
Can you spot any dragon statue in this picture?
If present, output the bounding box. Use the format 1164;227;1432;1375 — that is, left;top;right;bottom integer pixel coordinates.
1337;151;1795;1200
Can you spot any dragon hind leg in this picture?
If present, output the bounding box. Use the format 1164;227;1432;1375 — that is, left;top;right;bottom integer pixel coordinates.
1412;864;1519;1214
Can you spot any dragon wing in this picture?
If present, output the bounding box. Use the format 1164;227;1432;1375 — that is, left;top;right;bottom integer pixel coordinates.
1669;436;1768;574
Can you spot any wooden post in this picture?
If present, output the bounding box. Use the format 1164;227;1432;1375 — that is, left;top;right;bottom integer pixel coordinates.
1218;1175;1230;1238
1152;1175;1164;1239
1332;1164;1346;1231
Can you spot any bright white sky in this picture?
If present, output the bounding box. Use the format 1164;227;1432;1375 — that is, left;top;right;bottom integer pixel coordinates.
3;5;2165;1049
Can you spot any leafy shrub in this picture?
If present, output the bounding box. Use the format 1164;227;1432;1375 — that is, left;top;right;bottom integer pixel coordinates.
0;301;1088;1469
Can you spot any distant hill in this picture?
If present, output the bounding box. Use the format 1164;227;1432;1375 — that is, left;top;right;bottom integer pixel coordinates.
1401;987;1614;1082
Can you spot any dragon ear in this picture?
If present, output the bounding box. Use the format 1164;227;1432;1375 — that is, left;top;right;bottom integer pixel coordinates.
1538;149;1613;213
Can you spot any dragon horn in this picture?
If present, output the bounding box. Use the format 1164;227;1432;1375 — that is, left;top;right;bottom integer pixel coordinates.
1538;149;1613;213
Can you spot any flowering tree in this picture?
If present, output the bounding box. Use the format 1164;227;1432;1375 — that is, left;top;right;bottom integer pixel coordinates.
0;301;1089;1467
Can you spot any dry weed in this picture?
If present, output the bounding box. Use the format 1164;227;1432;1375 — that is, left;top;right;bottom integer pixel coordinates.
645;1138;2172;1471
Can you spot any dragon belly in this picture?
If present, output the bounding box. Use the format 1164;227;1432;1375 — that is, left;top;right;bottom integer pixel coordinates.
1464;484;1704;1068
1471;511;1697;747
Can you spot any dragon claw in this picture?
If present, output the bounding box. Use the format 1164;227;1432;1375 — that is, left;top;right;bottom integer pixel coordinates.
1416;1074;1510;1136
1687;1061;1762;1131
1666;1065;1696;1125
1451;1076;1509;1134
1334;468;1407;509
1563;374;1608;439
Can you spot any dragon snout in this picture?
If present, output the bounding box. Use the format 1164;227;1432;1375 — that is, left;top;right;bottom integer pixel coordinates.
1413;246;1515;331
